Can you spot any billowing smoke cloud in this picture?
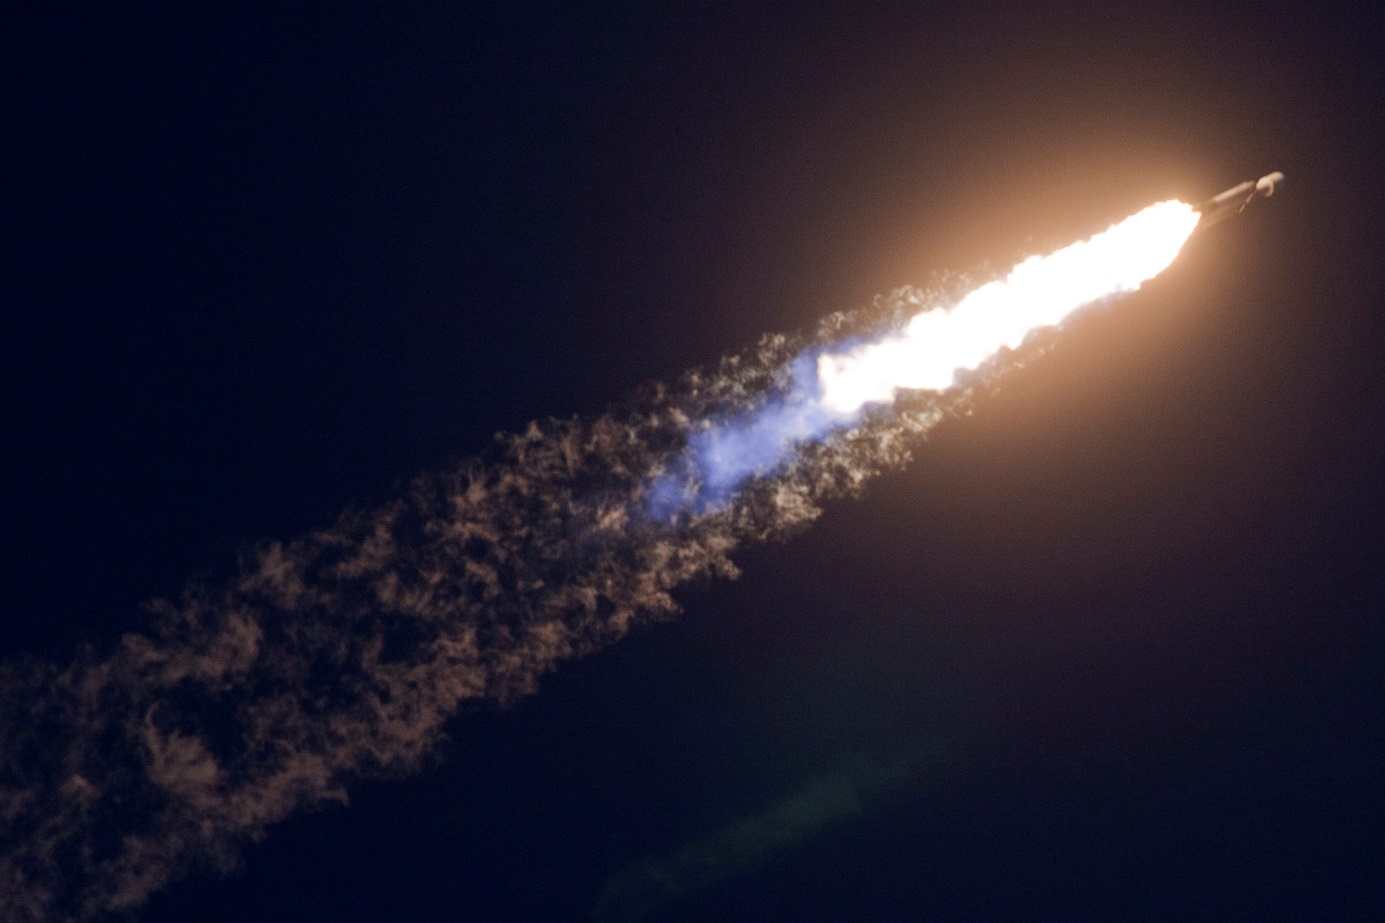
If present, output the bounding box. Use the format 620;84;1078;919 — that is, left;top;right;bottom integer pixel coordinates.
0;203;1198;921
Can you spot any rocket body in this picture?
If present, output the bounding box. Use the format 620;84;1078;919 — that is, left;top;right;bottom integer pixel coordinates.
1195;171;1285;229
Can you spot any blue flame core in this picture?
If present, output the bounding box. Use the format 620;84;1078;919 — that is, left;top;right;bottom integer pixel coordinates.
647;350;862;517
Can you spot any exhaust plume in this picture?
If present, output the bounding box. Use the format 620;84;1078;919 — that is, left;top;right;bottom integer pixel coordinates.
0;201;1200;921
650;200;1198;512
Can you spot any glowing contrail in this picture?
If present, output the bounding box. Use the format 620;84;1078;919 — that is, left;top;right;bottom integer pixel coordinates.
0;188;1263;922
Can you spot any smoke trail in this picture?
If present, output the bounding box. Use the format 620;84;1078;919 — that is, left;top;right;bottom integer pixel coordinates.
0;203;1198;921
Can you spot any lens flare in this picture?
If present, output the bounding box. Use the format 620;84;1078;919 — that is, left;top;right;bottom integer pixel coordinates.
818;200;1201;414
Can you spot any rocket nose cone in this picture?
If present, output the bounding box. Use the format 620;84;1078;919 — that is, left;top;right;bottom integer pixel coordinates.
1255;171;1285;197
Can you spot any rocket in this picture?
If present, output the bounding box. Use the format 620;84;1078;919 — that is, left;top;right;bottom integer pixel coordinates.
1195;171;1285;229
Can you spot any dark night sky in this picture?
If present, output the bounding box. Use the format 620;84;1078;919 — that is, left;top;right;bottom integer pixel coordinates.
4;3;1385;921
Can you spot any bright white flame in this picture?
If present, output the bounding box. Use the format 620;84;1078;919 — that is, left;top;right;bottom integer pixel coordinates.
818;200;1201;414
